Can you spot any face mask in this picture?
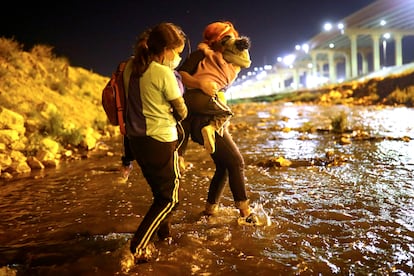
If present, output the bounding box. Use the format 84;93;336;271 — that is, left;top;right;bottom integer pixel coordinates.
162;49;182;69
170;55;182;69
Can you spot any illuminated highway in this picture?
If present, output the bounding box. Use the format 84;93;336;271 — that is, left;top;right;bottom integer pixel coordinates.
230;0;414;99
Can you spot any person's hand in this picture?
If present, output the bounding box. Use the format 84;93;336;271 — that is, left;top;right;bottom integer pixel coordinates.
200;81;218;97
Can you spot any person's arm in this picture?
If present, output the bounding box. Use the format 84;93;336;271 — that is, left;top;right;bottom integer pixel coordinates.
169;97;187;121
178;49;218;97
179;71;218;97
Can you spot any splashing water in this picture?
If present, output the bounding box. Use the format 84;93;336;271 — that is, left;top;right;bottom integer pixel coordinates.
251;202;272;226
1;104;414;275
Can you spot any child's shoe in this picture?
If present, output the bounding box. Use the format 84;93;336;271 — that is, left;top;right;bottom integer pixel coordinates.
178;156;186;172
201;124;216;154
237;213;259;226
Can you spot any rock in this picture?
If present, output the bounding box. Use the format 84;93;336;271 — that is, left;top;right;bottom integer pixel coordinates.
27;156;45;170
0;107;26;135
339;136;352;145
40;138;60;155
0;153;12;168
0;129;20;145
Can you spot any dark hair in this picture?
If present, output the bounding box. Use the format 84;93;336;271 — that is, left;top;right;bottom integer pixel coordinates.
132;22;186;76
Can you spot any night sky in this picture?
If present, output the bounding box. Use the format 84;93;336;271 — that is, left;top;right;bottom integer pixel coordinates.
1;0;376;76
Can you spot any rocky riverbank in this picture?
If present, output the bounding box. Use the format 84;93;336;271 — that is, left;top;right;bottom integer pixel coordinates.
1;37;414;180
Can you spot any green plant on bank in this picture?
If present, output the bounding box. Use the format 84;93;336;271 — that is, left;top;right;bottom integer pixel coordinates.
23;132;44;157
48;78;69;95
27;44;72;95
0;38;26;74
330;111;348;133
300;121;317;133
41;112;83;147
228;91;315;104
386;86;414;106
61;128;83;147
291;91;320;102
94;119;107;132
0;37;22;62
30;44;55;60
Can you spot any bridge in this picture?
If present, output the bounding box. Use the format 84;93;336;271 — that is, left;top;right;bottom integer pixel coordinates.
229;0;414;99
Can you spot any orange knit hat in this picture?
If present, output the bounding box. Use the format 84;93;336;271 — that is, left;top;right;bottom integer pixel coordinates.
202;21;239;45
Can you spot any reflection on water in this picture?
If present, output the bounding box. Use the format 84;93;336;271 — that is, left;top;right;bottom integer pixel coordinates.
1;104;413;275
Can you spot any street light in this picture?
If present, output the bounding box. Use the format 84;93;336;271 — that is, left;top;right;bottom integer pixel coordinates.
283;54;296;66
323;23;333;31
337;23;345;34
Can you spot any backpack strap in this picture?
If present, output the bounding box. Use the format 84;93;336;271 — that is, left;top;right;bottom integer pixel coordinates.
123;57;134;98
116;60;128;135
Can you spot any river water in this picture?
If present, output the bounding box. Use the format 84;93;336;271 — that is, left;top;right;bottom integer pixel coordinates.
1;103;413;275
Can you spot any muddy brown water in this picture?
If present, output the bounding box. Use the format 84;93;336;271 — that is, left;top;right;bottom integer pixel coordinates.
1;103;413;275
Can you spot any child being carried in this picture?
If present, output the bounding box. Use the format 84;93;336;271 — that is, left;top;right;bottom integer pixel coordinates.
184;35;251;153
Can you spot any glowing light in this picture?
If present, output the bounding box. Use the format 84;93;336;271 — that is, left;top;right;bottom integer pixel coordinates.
295;44;301;51
338;23;345;34
302;43;309;53
306;75;329;88
383;33;391;39
329;43;335;48
283;54;296;66
256;70;267;80
380;20;387;26
324;23;333;31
